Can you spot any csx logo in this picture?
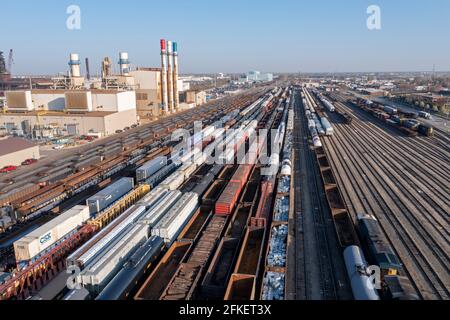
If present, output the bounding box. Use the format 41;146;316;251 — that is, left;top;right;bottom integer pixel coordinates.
40;233;52;244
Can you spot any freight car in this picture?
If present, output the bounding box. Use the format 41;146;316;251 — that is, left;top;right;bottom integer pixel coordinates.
63;288;91;300
79;223;150;293
13;206;90;267
87;178;134;215
67;205;148;269
139;190;181;228
95;236;164;300
343;246;380;300
136;157;167;182
320;117;334;136
151;192;199;244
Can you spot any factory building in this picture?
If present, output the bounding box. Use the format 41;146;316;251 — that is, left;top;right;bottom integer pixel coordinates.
0;137;40;167
243;71;274;83
1;89;137;137
130;68;162;118
180;90;207;106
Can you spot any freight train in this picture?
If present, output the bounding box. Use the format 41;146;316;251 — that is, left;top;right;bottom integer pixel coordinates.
354;98;434;137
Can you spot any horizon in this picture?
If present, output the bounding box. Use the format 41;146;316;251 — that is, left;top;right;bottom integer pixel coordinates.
1;0;449;75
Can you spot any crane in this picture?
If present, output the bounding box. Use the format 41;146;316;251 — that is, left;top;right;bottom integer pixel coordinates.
7;49;14;74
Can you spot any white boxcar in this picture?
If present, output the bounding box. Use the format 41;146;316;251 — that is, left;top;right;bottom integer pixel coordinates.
178;163;198;180
67;205;147;268
159;172;185;191
14;206;90;262
152;192;198;243
139;190;182;227
80;223;149;289
137;187;168;209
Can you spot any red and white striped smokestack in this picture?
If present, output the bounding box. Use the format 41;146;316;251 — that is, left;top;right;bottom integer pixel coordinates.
167;40;174;113
160;39;169;114
172;42;179;111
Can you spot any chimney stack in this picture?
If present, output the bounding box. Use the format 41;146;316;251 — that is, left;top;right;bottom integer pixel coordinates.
102;57;112;79
69;53;81;77
160;39;169;114
119;52;130;75
172;42;179;112
167;41;174;113
85;58;91;81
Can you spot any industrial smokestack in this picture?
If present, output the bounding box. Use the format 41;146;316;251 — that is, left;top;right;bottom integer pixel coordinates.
172;42;179;112
118;52;130;75
69;53;81;77
85;58;91;81
102;57;112;79
160;39;169;114
167;40;174;113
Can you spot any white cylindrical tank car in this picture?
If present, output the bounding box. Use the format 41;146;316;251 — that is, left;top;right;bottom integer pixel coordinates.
344;246;380;301
320;117;334;136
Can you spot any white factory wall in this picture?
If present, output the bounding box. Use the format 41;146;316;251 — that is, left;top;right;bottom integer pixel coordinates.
92;93;118;112
116;91;137;112
130;70;160;90
0;146;40;168
92;91;136;112
32;92;66;111
0;110;136;137
103;109;137;135
178;79;190;92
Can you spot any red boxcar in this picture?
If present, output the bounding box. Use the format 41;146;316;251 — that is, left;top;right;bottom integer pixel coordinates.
215;182;242;216
230;165;252;188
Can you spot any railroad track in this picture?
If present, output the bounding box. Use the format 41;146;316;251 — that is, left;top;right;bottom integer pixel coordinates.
335;101;449;227
321;99;450;300
292;89;339;300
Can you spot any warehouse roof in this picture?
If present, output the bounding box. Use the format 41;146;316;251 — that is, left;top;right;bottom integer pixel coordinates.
0;137;37;156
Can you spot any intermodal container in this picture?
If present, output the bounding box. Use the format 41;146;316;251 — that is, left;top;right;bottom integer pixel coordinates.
87;177;134;215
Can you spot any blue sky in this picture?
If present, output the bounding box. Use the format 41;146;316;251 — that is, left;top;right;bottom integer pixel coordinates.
1;0;449;74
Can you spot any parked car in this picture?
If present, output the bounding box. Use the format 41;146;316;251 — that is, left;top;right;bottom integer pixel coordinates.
131;124;138;129
115;130;123;134
22;159;38;166
0;166;17;173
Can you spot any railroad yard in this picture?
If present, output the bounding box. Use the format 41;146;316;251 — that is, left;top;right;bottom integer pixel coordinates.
0;83;448;301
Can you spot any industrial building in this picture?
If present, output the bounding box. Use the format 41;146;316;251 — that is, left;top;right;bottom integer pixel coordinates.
242;71;274;83
0;41;209;135
1;89;137;137
0;137;40;167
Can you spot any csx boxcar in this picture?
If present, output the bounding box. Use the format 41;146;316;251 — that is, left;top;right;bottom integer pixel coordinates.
13;205;90;263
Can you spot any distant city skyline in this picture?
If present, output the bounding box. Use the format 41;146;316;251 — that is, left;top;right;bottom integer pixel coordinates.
1;0;449;75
